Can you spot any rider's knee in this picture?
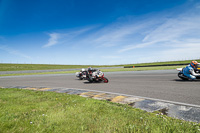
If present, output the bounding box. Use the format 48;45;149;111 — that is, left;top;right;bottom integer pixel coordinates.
190;75;196;80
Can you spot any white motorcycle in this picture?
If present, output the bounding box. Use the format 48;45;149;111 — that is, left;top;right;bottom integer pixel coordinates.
75;68;87;80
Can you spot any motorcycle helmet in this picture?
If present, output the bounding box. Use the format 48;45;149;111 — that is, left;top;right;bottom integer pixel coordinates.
88;67;93;71
191;61;198;68
81;68;85;71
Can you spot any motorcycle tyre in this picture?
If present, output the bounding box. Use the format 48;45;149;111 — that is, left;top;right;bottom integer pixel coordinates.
88;79;93;83
103;77;109;83
178;72;189;81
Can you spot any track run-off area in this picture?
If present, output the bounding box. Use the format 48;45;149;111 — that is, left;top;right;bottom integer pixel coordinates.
0;69;199;106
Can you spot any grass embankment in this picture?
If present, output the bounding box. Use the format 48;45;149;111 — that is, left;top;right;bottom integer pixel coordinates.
0;60;199;76
0;64;120;71
0;70;79;77
1;59;199;71
0;65;186;77
125;59;200;67
0;88;199;133
102;65;186;72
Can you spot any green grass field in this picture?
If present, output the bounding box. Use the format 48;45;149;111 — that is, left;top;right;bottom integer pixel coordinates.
1;59;199;72
0;65;185;77
1;88;199;133
102;65;186;72
0;63;121;71
1;59;199;76
125;59;200;67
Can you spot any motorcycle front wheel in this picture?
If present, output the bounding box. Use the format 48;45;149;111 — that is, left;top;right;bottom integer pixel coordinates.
103;77;109;83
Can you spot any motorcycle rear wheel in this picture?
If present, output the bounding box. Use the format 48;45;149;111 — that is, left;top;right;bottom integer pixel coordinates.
178;72;188;80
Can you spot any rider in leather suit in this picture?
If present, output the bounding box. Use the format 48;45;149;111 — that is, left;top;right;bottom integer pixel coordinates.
87;67;99;81
183;61;200;80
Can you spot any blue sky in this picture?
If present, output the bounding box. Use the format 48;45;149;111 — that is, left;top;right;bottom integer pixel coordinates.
0;0;200;65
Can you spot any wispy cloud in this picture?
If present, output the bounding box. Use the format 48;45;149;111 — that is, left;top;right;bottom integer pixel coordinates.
142;16;200;43
119;42;154;53
43;26;96;48
40;1;200;64
87;18;159;48
43;33;61;48
118;2;200;53
41;17;162;50
0;45;31;59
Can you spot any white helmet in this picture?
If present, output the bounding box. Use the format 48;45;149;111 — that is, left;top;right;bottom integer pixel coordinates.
81;68;85;71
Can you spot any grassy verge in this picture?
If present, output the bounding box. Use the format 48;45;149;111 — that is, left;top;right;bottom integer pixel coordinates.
1;59;198;71
0;64;120;71
125;59;200;67
0;70;78;77
0;88;199;133
101;65;185;72
0;65;185;77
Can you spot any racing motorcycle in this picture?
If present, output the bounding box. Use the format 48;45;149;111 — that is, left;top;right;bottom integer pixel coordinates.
86;70;109;83
75;69;87;80
177;64;200;80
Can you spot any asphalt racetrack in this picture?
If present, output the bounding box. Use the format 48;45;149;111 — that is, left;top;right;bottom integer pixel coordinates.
0;70;200;106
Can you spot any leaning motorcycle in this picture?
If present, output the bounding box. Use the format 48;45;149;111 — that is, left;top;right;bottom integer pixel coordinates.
75;70;87;80
177;68;189;80
86;70;109;83
75;71;84;80
177;64;200;80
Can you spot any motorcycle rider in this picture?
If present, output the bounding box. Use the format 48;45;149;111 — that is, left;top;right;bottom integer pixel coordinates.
87;67;100;81
183;61;200;80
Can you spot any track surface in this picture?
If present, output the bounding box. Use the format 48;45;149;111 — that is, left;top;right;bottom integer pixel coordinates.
0;70;200;106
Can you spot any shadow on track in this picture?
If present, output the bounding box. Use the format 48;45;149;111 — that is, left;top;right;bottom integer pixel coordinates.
75;79;83;81
173;79;200;82
83;81;105;84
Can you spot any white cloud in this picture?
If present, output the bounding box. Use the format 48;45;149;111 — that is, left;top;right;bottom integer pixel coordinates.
43;33;61;48
142;17;200;43
43;26;96;48
118;41;154;53
118;3;200;54
88;19;157;48
40;1;200;64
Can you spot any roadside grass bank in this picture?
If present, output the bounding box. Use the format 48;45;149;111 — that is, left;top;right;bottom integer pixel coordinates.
0;70;78;77
125;59;200;67
0;65;185;77
1;59;198;72
101;65;186;72
1;88;199;133
0;64;120;71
